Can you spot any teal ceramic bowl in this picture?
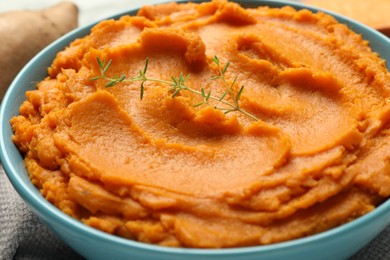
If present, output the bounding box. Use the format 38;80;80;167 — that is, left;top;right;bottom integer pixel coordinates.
1;1;390;259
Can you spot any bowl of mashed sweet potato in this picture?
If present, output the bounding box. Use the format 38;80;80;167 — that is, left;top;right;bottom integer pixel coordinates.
2;0;390;259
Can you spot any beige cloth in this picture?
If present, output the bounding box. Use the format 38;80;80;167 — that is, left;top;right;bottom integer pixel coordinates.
0;164;84;260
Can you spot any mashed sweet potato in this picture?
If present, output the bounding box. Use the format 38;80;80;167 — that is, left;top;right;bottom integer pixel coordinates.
11;0;390;248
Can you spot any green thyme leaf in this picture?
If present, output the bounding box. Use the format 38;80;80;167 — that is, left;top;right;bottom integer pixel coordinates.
90;56;258;121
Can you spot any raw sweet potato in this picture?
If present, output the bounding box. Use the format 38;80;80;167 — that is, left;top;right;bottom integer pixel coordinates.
0;2;78;101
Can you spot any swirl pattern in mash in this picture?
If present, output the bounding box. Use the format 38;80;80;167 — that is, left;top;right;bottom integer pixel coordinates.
11;0;390;247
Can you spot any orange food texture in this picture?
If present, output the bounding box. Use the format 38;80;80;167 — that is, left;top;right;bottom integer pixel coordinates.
11;0;390;248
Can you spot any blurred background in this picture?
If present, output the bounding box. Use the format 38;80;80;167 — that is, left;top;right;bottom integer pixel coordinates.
0;0;388;35
0;0;166;26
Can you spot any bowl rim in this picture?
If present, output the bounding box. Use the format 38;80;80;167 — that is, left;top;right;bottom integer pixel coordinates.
1;0;390;257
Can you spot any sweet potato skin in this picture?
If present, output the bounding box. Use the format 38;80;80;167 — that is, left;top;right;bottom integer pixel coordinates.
0;2;78;101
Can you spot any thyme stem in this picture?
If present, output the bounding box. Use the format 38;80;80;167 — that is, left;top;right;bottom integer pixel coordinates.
90;56;259;121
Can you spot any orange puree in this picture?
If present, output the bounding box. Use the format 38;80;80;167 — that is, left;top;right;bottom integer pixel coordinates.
11;0;390;248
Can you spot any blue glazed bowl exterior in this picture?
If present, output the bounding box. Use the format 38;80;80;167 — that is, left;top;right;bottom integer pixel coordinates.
1;1;390;259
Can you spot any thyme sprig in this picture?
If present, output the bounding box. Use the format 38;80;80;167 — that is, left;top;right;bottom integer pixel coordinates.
91;56;258;121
